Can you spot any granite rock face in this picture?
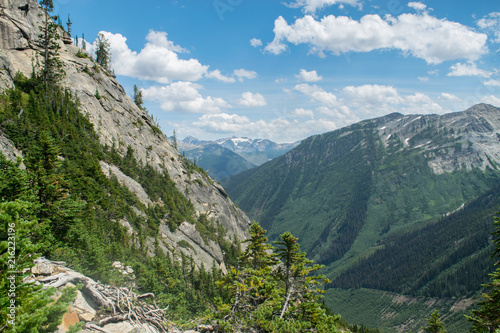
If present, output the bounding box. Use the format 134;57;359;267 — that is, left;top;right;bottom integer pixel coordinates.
0;0;250;269
375;103;500;174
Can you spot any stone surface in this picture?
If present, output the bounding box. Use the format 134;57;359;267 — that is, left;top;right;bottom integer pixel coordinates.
376;104;500;175
0;0;251;272
31;262;54;275
72;290;96;321
0;132;24;168
57;311;79;332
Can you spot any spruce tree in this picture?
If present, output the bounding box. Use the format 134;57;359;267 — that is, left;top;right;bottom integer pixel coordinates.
95;32;111;71
469;213;500;332
81;33;86;50
37;0;64;88
423;310;447;333
133;85;144;110
66;14;72;36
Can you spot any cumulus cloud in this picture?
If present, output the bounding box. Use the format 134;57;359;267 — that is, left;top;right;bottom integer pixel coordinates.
408;2;427;12
141;82;230;113
293;83;339;107
484;79;500;87
234;69;258;81
480;95;500;107
293;83;453;119
343;84;402;105
250;38;263;47
284;0;362;13
100;30;209;83
193;113;338;142
447;62;494;78
205;69;236;83
296;69;323;82
237;92;267;107
292;108;314;118
264;13;488;64
440;92;461;101
477;12;500;43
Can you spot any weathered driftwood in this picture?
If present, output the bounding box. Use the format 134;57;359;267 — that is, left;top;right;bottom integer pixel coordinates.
34;258;170;332
83;323;113;333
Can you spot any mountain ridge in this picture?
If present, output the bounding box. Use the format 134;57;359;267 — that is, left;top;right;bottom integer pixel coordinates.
0;0;250;271
225;103;500;330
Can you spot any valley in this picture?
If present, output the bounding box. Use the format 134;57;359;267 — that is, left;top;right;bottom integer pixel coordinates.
0;0;499;332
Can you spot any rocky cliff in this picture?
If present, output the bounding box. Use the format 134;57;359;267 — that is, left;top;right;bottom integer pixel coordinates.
0;0;250;270
375;103;500;174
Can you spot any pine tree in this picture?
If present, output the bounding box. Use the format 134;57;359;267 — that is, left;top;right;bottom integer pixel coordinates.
469;213;500;332
0;153;79;332
274;232;329;322
25;132;83;242
37;0;64;88
66;14;72;36
242;222;276;270
216;222;343;332
172;130;178;151
95;33;111;71
81;33;86;50
423;310;447;332
133;85;144;110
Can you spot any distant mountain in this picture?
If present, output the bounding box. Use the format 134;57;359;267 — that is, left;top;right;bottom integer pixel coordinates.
177;136;300;181
182;143;256;182
225;103;500;331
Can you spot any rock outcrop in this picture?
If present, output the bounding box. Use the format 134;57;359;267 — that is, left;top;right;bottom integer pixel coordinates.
376;104;500;174
0;0;250;269
29;258;215;333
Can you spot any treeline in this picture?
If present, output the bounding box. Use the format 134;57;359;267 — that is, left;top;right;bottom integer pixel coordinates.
0;72;236;330
330;185;500;298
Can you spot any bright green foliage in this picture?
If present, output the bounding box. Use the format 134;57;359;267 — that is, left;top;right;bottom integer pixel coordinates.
216;222;344;332
469;213;500;332
241;222;277;270
0;73;228;323
0;156;78;332
423;310;447;332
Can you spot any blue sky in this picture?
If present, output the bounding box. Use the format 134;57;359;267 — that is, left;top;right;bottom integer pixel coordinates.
55;0;499;142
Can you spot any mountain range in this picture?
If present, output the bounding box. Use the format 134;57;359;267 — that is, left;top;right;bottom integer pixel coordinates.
1;0;499;331
178;136;299;182
226;103;500;332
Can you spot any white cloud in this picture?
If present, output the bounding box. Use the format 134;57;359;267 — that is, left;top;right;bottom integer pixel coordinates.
237;92;267;107
343;84;402;105
440;92;460;101
484;79;500;87
292;108;314;118
234;69;258;82
296;69;323;82
100;30;208;84
193;113;339;142
408;2;427;11
284;0;362;13
250;38;263;47
418;76;429;82
480;95;500;107
142;82;230;113
447;62;493;78
205;69;236;83
477;12;500;43
401;93;445;114
293;83;339;107
264;13;488;64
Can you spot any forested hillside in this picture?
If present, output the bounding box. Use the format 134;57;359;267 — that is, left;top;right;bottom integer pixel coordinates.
226;106;500;331
0;0;350;331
